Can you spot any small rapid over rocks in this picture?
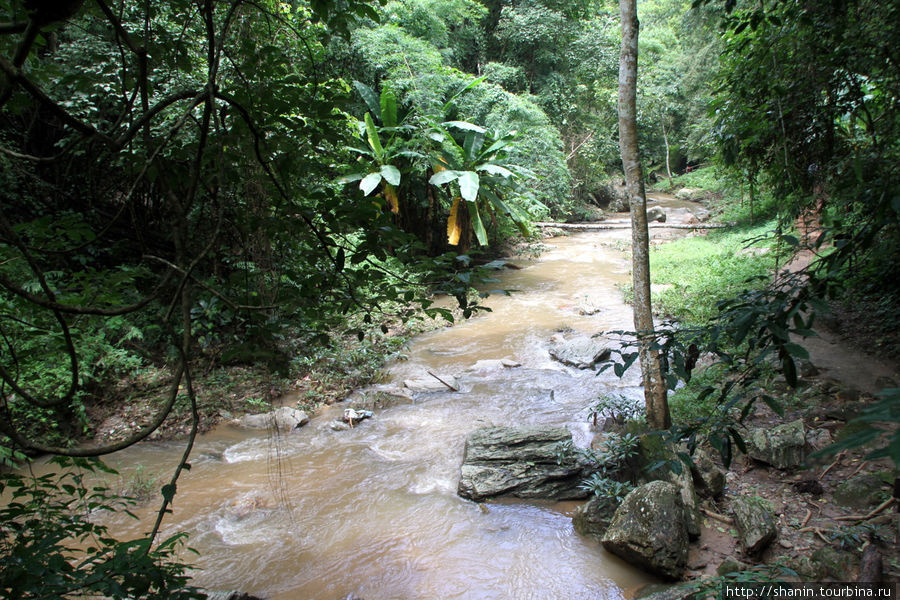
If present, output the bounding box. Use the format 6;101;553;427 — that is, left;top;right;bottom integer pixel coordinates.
88;196;705;599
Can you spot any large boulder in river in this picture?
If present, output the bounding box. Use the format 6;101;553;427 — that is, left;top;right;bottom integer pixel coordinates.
747;419;806;469
601;481;689;580
457;426;590;501
237;406;309;431
548;335;611;370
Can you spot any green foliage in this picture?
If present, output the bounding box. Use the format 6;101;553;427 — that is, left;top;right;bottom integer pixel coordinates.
587;394;644;426
0;457;203;600
577;474;634;507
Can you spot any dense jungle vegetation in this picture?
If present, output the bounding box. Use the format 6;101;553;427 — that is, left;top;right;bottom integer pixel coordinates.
1;0;898;596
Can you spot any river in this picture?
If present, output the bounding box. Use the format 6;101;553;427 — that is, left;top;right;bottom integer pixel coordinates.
82;195;704;599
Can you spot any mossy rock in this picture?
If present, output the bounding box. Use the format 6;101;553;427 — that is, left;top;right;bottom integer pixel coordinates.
833;474;885;509
717;558;752;576
573;496;617;539
810;547;858;580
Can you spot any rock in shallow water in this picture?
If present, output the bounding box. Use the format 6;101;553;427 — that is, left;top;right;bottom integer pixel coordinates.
457;426;592;502
236;406;309;431
601;481;689;580
548;335;611;370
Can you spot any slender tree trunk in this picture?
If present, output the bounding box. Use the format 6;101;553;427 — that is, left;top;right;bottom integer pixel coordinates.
661;119;673;187
618;0;670;430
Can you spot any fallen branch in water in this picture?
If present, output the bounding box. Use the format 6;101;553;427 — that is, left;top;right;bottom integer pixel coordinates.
427;370;459;392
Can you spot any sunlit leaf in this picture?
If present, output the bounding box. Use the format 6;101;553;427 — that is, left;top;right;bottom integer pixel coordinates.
458;171;479;202
430;169;460;186
380;164;401;186
360;172;382;196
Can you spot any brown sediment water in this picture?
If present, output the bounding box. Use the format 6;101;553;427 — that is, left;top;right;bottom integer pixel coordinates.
44;196;703;599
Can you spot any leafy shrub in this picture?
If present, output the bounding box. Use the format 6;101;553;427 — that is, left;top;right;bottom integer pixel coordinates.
0;457;203;600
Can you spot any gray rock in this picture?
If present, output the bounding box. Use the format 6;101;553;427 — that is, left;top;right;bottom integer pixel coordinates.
691;447;726;498
464;359;521;372
747;419;806;469
647;206;667;223
576;296;606;316
347;385;413;411
833;473;885;509
573;496;618;539
635;583;697;600
548;335;611;369
797;359;819;377
717;558;751;576
601;481;689;581
731;496;777;554
237;406;309;431
342;408;374;426
805;428;833;452
809;546;859;580
675;188;703;201
404;374;459;393
457;426;590;502
664;459;701;539
329;420;351;431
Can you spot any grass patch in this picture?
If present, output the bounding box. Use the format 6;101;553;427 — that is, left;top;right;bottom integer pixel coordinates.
650;222;781;325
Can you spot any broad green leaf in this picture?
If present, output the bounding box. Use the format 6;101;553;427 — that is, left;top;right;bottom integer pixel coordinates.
783;342;810;360
442;120;486;134
380;164;401;186
337;172;364;184
353;81;381;120
463;130;485;162
468;201;488;246
360;172;382;196
458;171;480;202
429;170;460;186
476;163;514;178
364;113;384;161
380;87;398;128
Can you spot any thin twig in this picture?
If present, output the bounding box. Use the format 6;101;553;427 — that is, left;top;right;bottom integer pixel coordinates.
801;508;812;528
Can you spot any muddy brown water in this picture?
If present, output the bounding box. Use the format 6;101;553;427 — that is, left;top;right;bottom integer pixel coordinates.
29;196;703;599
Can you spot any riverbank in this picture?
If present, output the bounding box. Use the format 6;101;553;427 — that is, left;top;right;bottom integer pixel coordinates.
631;170;900;589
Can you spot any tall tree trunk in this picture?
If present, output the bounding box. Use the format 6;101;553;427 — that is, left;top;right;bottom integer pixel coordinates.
661;119;673;187
618;0;670;430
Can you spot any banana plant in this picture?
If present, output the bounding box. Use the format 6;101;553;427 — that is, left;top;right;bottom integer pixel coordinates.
339;82;422;213
427;121;532;249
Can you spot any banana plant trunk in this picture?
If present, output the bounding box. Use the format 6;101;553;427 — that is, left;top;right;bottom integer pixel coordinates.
618;0;670;430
